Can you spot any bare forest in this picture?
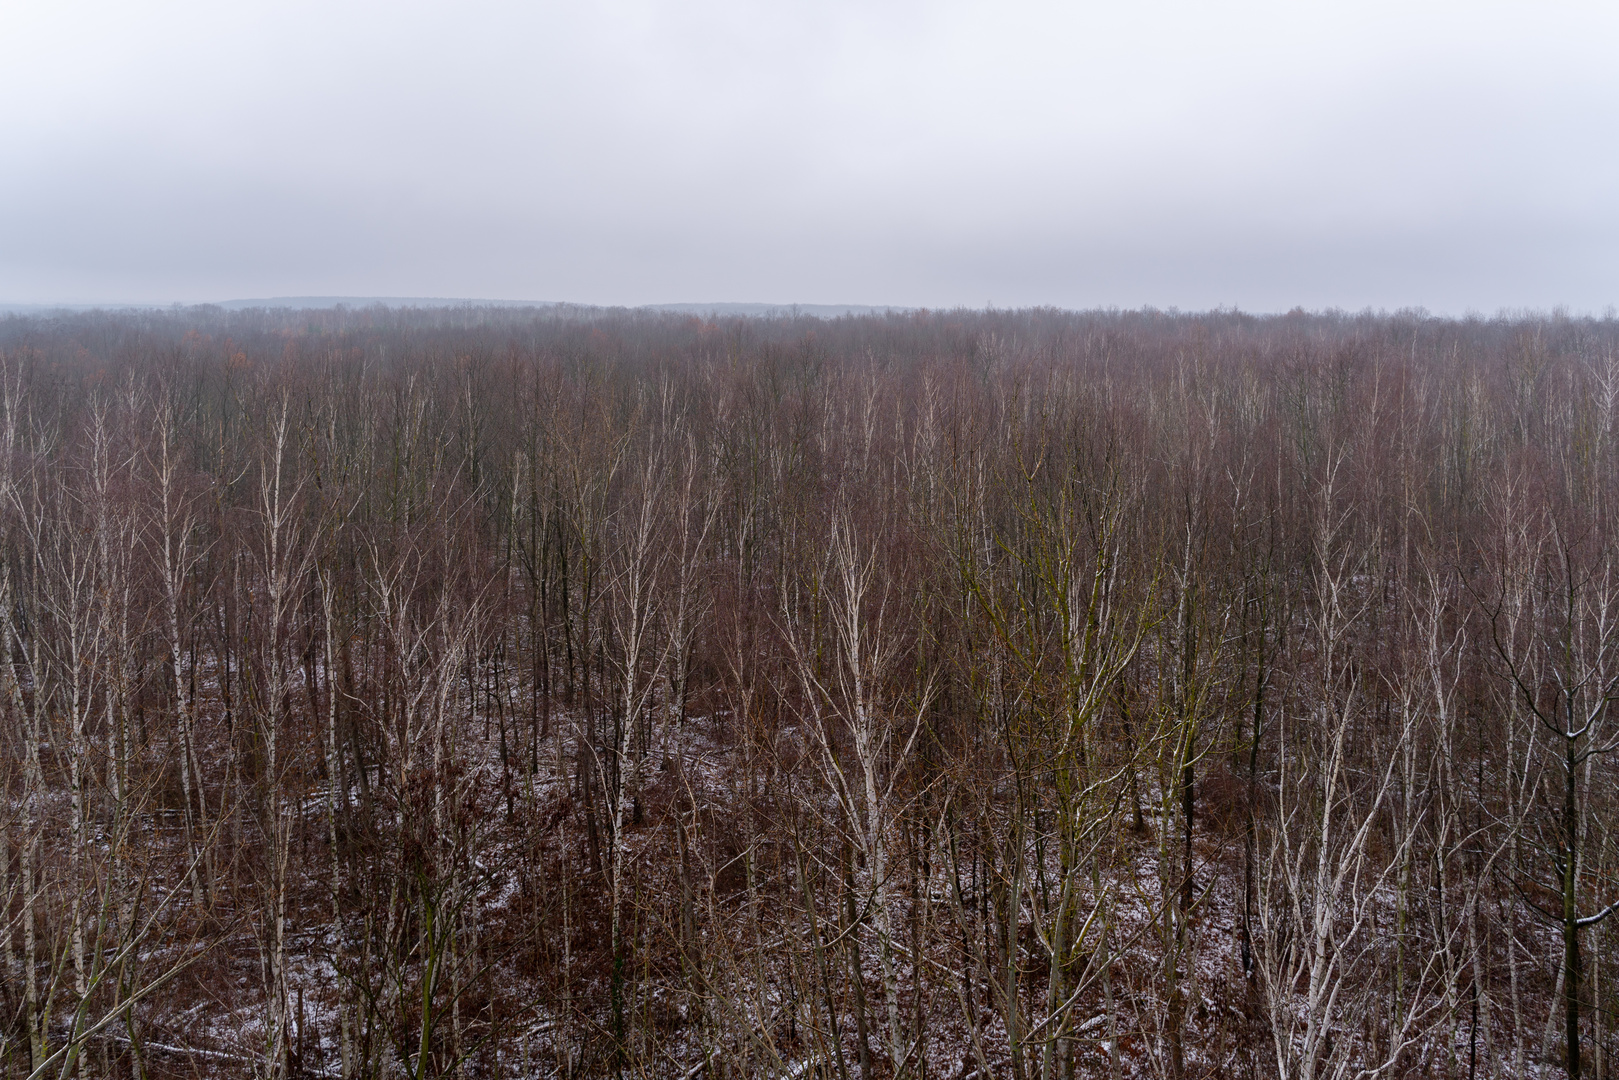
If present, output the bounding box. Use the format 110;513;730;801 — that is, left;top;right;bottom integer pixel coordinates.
1;304;1617;1080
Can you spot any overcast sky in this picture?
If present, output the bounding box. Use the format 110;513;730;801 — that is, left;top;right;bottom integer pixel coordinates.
2;1;1615;312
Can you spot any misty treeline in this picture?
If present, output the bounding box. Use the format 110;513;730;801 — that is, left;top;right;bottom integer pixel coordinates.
0;304;1617;1080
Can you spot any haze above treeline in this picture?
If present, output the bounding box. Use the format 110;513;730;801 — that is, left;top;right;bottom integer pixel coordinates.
0;299;908;318
2;298;1610;322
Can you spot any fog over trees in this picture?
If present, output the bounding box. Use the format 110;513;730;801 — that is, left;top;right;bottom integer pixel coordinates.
0;303;1616;1079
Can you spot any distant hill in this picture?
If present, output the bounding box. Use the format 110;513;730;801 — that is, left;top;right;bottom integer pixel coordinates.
225;299;909;317
3;297;912;318
216;296;561;311
646;302;907;318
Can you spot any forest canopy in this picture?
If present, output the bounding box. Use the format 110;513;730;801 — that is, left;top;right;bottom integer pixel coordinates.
0;303;1616;1079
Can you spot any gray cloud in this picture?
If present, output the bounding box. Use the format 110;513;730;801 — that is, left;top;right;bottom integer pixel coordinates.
2;0;1614;311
